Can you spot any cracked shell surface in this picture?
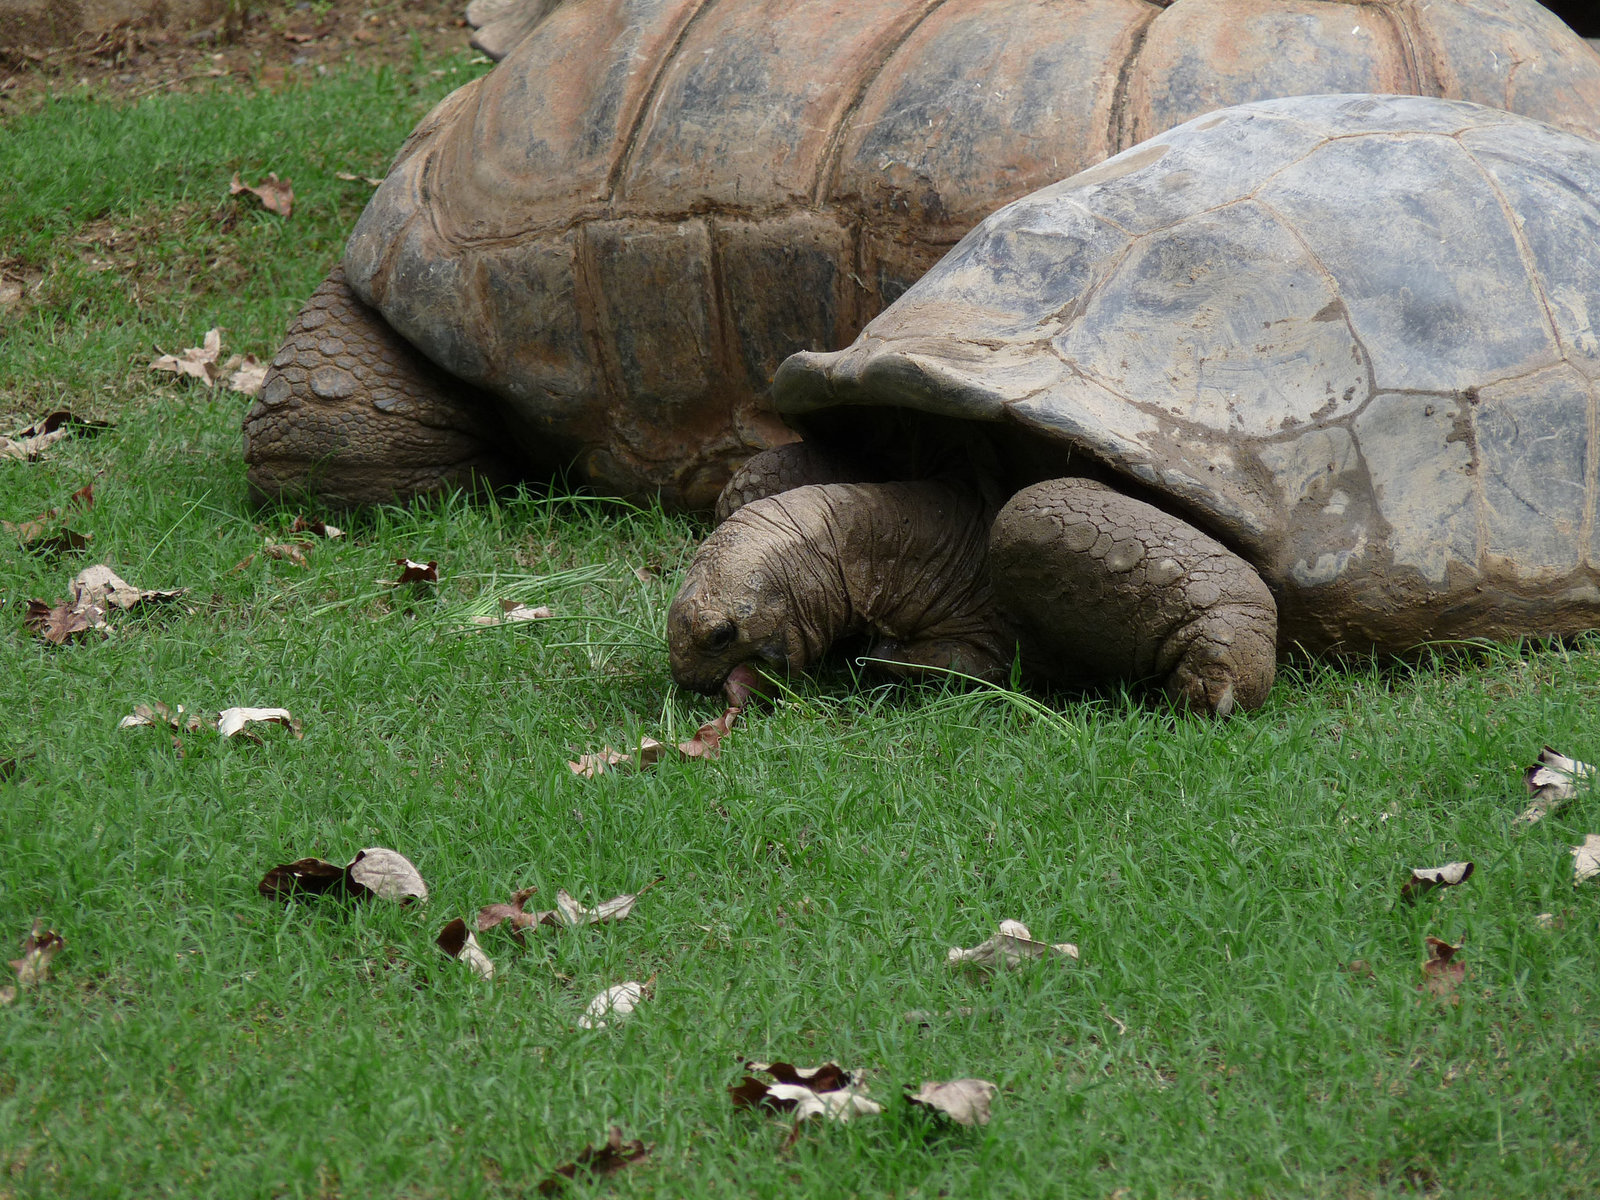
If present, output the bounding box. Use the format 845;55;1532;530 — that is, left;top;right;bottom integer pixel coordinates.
774;94;1600;655
324;0;1600;510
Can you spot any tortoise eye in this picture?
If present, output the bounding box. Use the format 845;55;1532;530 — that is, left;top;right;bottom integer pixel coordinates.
704;619;737;651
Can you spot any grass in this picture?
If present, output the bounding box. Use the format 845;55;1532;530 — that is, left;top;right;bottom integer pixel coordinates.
4;48;1600;1200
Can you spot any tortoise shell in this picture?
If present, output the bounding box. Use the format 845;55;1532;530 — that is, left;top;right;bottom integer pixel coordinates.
345;0;1600;510
774;93;1600;654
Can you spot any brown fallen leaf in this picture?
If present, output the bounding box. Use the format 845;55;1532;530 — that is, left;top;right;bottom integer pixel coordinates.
568;747;632;778
289;516;343;540
1401;861;1474;903
335;170;385;187
1344;960;1374;979
390;558;439;586
436;918;495;979
23;597;106;645
229;171;293;217
262;542;310;567
3;921;64;1005
577;980;648;1028
5;480;95;553
537;1128;651;1195
632;565;656;584
118;702;214;735
570;713;741;775
224;353;267;396
553;884;654;927
948;920;1079;970
1520;747;1593;826
150;328;222;386
677;707;740;761
218;706;301;740
1419;937;1465;1002
730;1061;881;1122
1571;834;1600;885
259;847;427;904
0;411;112;461
475;886;543;945
904;1078;998;1127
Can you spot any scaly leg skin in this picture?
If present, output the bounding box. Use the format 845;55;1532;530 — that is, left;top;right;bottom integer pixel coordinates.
243;265;518;508
713;442;882;524
989;479;1277;716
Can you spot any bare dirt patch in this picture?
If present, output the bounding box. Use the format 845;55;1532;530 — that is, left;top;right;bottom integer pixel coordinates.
0;0;473;116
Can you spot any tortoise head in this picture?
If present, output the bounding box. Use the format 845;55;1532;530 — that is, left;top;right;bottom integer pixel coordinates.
667;519;805;694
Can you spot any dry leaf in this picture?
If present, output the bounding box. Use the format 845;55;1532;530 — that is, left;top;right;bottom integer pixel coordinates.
229;171;293;217
730;1061;881;1123
0;410;112;461
225;353;267;396
1520;746;1594;825
568;747;632;778
24;597;105;645
904;1078;998;1127
1401;861;1474;903
218;706;301;739
5;480;95;553
4;921;64;1003
289;516;342;539
1344;960;1374;979
677;707;740;761
578;981;646;1029
470;599;552;626
262;542;309;566
258;857;348;899
347;848;428;903
150;328;222;386
334;170;385;187
1419;937;1465;1001
475;886;543;945
117;702;213;735
948;920;1079;970
436;918;495;979
71;563;185;610
632;565;656;583
902;1006;976;1025
553;884;654;927
1571;834;1600;885
391;558;438;585
259;848;426;903
537;1128;650;1195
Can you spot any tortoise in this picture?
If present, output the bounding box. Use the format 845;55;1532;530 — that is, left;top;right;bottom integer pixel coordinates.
241;0;1600;512
667;93;1600;715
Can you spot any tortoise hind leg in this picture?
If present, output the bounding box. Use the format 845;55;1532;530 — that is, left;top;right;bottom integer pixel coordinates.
989;479;1277;716
243;265;518;508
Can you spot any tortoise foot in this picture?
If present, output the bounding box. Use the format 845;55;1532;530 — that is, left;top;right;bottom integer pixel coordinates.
243;265;518;508
990;478;1277;716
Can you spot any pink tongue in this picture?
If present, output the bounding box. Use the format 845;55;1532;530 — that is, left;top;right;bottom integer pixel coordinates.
723;663;777;710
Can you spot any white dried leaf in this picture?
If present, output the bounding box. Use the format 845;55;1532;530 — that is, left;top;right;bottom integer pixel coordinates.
347;848;428;903
226;354;267;396
1571;834;1600;885
436;917;493;978
70;564;186;611
948;922;1079;970
578;981;645;1029
555;888;638;927
218;706;300;739
1519;746;1594;825
1402;861;1474;901
905;1078;998;1127
149;328;222;385
791;1087;882;1122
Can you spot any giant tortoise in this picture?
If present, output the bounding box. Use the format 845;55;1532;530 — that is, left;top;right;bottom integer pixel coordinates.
242;0;1600;511
667;94;1600;715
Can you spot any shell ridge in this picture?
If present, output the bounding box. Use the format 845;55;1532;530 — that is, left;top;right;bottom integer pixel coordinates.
813;0;958;207
605;0;724;203
1454;138;1570;361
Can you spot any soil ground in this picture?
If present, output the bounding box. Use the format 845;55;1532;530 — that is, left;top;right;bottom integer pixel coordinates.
0;0;471;117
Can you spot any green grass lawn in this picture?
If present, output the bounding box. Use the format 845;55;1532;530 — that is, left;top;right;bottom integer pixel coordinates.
4;49;1600;1200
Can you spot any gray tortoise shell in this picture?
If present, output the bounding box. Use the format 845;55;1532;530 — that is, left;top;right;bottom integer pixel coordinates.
774;94;1600;654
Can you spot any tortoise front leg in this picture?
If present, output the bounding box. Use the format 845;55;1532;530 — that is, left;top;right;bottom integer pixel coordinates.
989;479;1277;715
243;265;518;508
